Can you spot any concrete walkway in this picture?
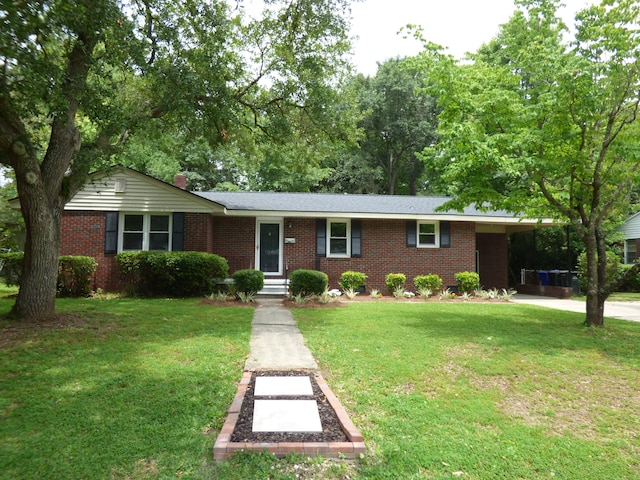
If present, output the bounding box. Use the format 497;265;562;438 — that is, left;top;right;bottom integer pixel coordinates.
512;294;640;323
245;297;318;370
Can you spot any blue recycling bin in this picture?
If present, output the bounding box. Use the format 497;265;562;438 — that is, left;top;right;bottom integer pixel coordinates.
536;270;550;286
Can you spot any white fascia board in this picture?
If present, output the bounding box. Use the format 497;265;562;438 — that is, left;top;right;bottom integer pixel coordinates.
219;208;555;226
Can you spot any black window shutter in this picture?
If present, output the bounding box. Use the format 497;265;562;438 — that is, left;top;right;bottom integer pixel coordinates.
351;220;362;258
440;221;451;248
104;211;118;254
406;221;416;247
316;219;326;256
172;212;185;251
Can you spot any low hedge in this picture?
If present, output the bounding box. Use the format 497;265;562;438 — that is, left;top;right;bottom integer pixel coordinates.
0;252;97;297
116;251;229;297
232;269;264;294
289;269;328;297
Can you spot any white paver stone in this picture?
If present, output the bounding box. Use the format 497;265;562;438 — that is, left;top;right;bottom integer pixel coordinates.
252;400;322;432
254;376;313;396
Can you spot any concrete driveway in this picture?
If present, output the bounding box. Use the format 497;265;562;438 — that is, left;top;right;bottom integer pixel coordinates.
512;294;640;323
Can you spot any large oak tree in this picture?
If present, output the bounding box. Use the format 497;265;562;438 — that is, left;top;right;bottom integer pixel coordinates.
415;0;640;326
0;0;356;320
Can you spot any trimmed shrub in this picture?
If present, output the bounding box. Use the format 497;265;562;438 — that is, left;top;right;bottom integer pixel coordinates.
339;270;367;291
116;251;229;297
385;273;406;294
455;271;480;293
0;252;97;297
289;269;328;297
58;256;97;297
232;269;264;294
414;274;443;292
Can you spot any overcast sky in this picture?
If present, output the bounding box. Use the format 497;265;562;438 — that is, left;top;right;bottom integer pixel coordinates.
349;0;596;75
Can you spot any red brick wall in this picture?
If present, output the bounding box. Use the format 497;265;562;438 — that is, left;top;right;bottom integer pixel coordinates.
210;217;256;272
60;211;120;291
315;219;478;292
476;233;508;289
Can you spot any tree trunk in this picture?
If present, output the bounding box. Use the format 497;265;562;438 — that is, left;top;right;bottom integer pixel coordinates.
584;234;605;327
12;200;61;321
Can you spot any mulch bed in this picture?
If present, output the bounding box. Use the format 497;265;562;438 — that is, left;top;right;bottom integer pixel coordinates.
230;370;348;443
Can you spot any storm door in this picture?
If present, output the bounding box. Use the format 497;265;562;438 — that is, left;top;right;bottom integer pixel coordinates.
257;220;283;275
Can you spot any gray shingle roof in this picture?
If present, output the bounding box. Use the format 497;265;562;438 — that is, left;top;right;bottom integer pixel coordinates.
194;191;518;219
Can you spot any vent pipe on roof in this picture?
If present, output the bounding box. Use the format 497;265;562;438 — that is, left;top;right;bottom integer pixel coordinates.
174;174;187;190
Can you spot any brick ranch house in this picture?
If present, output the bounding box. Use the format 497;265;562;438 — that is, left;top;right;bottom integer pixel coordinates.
57;168;552;293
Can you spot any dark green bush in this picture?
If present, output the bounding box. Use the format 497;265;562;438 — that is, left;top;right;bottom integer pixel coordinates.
58;256;97;297
414;274;443;292
232;269;264;294
455;271;480;293
116;251;229;297
577;251;620;293
0;252;97;297
339;271;367;291
616;264;640;292
385;273;406;294
0;252;24;286
289;269;328;297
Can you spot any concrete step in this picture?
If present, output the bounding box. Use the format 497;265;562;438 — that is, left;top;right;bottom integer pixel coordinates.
259;279;289;296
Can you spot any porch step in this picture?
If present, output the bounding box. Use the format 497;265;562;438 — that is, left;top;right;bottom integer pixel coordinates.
259;278;289;296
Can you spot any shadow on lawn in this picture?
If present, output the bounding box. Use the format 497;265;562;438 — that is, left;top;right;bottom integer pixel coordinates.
398;303;640;365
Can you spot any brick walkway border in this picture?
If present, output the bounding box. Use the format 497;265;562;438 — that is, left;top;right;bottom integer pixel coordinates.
213;371;366;461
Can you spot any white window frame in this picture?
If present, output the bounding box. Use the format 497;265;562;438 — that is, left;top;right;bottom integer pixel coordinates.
327;218;351;258
625;239;637;264
417;221;440;248
118;212;172;252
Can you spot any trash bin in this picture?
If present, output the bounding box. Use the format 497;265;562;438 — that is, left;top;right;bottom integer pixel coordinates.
536;271;549;286
571;273;580;295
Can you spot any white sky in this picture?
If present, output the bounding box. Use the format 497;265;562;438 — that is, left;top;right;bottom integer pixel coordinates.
350;0;596;75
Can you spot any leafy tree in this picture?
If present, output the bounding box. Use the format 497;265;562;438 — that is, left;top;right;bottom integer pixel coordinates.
357;58;439;195
415;0;640;326
0;0;356;320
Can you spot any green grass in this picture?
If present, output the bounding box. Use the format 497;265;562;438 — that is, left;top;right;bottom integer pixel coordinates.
608;292;640;302
294;303;640;479
0;297;253;480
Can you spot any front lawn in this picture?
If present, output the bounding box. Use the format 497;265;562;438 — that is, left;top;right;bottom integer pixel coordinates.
2;297;639;479
0;297;253;480
294;302;640;479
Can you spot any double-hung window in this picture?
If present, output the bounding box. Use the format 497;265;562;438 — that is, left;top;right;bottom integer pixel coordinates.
121;213;171;252
327;219;350;257
417;221;439;248
625;239;637;264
